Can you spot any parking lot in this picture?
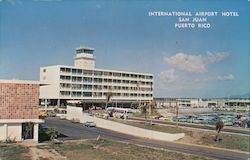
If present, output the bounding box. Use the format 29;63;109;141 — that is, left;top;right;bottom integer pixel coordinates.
161;112;250;128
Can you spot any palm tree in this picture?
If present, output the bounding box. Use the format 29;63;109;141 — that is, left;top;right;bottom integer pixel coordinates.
130;101;140;109
148;100;157;116
215;120;224;141
141;104;147;124
105;91;113;110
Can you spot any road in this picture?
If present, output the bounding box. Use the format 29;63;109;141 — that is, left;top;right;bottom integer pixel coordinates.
42;117;249;160
130;117;250;136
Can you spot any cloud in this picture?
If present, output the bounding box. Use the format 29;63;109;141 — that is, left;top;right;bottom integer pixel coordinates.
164;52;228;73
217;74;235;81
206;52;229;63
159;69;177;83
164;53;206;73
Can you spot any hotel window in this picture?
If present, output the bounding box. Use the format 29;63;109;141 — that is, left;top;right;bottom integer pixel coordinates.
83;70;93;75
113;73;121;77
94;71;103;76
72;84;81;90
93;78;102;83
72;69;77;74
83;92;92;97
65;68;71;73
60;68;65;73
60;75;70;81
83;77;92;83
103;72;109;76
76;69;82;74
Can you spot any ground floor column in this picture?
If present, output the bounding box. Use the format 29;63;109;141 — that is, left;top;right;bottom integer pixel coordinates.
57;99;60;108
4;124;8;140
33;123;39;142
45;99;48;111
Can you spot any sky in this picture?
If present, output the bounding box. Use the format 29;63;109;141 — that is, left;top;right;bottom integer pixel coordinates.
0;0;249;98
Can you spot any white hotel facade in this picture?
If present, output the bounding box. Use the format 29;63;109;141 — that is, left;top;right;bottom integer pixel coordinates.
40;47;153;109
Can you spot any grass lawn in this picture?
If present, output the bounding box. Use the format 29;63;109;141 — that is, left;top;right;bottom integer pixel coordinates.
47;139;213;160
196;133;250;152
0;144;31;160
120;120;191;134
110;118;250;152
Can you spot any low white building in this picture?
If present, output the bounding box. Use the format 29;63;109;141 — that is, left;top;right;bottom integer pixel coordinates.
0;80;44;142
155;98;250;109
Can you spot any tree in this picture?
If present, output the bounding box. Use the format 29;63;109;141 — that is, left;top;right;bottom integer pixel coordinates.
46;128;59;141
140;101;157;121
105;91;113;110
215;120;224;141
141;104;147;124
148;100;157;116
130;101;140;109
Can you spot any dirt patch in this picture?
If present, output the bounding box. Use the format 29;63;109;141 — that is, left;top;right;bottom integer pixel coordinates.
30;146;65;160
20;142;66;160
178;130;213;144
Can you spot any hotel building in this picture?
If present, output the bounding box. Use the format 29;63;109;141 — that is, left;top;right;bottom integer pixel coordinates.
40;47;154;109
0;80;44;142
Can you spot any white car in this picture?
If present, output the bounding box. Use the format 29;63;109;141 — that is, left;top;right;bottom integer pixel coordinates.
159;116;169;120
59;114;67;120
84;121;96;127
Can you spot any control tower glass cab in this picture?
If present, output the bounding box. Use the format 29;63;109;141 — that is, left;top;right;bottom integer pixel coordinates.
74;47;95;69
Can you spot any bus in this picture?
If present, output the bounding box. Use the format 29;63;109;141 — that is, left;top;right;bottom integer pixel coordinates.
106;107;134;119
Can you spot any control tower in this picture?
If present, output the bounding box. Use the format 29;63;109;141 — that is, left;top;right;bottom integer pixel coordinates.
74;47;95;69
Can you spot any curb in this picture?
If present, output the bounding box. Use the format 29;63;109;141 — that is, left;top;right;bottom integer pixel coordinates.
174;141;249;154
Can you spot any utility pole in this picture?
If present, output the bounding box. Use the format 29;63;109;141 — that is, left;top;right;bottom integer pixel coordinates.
176;100;179;127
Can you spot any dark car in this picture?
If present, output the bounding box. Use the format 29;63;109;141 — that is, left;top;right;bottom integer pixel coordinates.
240;119;250;128
233;118;250;128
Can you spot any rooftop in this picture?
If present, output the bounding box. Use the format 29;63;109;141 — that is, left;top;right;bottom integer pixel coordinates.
0;79;45;85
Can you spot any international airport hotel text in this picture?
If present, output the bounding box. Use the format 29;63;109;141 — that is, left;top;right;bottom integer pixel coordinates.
148;11;239;29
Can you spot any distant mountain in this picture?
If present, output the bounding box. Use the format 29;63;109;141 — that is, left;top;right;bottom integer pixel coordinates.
227;92;250;99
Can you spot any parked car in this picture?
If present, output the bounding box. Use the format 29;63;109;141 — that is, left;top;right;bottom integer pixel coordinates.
222;120;233;126
192;118;207;124
218;117;233;126
174;117;193;123
207;118;218;125
39;111;48;119
240;119;250;128
47;112;56;117
159;116;169;120
84;121;96;127
103;113;109;119
152;116;161;119
71;118;80;123
59;114;67;120
233;118;250;128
